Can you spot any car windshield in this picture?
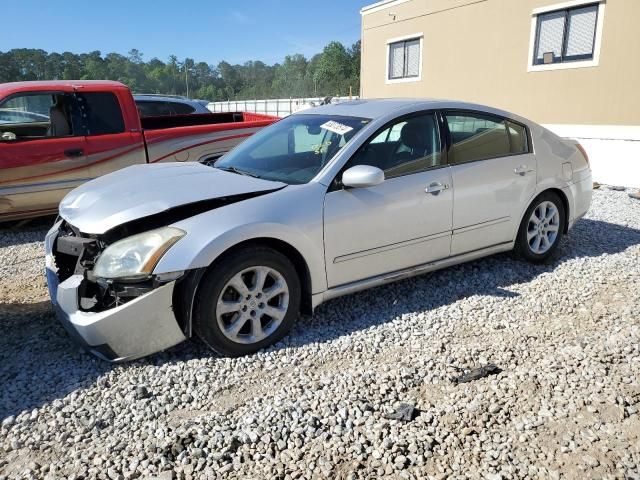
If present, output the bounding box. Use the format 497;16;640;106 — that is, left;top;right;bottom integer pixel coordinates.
215;114;370;184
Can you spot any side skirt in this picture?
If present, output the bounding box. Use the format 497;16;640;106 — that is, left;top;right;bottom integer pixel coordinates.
311;241;514;309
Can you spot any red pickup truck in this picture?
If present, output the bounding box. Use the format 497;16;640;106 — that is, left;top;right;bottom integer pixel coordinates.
0;80;277;221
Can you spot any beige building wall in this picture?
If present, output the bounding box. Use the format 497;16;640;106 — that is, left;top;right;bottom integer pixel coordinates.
361;0;640;126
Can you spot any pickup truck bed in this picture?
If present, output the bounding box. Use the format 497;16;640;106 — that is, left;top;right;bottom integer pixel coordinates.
0;80;277;221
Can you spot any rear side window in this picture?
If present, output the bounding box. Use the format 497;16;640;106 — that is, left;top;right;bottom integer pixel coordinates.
78;92;125;135
170;102;196;115
136;101;172;117
445;112;528;164
507;120;529;154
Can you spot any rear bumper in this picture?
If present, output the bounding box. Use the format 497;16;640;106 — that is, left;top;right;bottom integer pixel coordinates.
565;170;593;230
45;224;186;362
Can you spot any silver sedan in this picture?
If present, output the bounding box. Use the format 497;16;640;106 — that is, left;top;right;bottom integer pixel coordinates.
45;99;592;361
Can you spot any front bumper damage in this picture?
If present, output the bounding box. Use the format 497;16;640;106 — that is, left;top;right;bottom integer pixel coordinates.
45;220;187;362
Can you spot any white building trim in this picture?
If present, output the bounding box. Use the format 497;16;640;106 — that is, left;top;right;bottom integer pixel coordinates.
543;124;640;141
527;0;606;72
543;123;640;188
361;0;412;16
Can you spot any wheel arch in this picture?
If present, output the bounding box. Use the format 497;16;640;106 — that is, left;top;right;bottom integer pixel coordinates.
211;237;314;316
543;187;570;233
173;237;314;336
518;187;571;238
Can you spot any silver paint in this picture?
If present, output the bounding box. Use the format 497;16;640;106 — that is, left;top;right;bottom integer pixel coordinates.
49;99;593;360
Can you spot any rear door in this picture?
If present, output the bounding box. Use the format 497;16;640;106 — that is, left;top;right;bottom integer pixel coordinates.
0;90;89;219
78;91;146;179
443;110;536;255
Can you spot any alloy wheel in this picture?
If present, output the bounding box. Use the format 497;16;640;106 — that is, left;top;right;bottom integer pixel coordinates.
527;200;560;254
216;266;289;344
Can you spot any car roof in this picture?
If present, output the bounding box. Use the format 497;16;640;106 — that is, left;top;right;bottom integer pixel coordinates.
0;80;129;96
296;98;528;123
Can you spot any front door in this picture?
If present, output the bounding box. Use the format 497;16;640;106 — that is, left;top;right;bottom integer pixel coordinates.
443;110;537;255
0;90;89;219
324;112;453;287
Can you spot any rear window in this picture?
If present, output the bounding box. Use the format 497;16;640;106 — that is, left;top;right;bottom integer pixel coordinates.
78;92;125;135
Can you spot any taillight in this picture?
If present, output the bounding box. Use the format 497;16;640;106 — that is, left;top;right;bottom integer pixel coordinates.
576;143;590;167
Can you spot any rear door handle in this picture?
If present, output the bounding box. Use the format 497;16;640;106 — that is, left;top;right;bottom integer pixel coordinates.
514;165;533;175
64;148;84;158
425;182;449;195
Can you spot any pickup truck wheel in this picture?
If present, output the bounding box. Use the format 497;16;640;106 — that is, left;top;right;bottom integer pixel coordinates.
515;191;565;263
193;247;301;357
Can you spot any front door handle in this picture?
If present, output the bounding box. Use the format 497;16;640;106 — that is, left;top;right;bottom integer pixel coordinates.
514;165;534;175
64;148;84;158
425;182;449;195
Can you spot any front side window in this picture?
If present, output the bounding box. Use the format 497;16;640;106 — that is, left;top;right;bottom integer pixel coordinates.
0;92;80;140
445;112;528;164
77;92;125;135
533;3;599;65
215;114;369;184
346;113;443;178
388;38;421;80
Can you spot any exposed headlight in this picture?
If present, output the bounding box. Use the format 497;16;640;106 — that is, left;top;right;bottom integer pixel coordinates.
94;227;185;281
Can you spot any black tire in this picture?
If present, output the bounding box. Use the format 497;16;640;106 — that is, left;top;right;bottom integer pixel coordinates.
515;191;566;263
193;246;301;357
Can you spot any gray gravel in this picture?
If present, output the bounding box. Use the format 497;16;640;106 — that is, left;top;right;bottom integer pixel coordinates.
1;190;639;480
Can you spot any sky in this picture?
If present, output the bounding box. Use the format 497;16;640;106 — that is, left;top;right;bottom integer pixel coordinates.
2;0;373;65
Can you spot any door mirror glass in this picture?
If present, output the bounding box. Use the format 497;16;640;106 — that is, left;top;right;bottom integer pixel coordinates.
342;165;385;188
1;132;17;142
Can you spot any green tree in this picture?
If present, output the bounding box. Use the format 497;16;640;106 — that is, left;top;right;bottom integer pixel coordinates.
0;42;360;100
313;42;352;96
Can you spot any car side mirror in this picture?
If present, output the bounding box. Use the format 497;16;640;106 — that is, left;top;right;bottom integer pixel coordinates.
342;165;385;188
1;132;17;142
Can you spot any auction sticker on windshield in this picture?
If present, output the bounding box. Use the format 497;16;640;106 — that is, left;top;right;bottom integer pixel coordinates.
321;120;353;135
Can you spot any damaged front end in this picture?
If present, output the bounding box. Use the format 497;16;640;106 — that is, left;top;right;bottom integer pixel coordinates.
44;163;288;361
45;219;191;362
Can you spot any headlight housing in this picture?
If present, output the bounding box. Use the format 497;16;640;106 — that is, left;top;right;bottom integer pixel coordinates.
93;227;185;281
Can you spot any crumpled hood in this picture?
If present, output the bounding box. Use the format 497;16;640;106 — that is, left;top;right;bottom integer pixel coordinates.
59;162;285;234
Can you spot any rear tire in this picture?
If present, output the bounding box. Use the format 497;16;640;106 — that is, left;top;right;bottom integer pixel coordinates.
515;191;565;263
193;246;301;357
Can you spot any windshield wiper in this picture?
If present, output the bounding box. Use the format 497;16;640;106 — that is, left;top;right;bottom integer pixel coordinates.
216;166;260;178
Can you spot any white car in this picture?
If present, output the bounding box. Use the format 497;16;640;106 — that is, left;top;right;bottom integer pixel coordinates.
45;99;592;361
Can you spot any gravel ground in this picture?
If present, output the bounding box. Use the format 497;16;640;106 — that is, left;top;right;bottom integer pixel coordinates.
1;189;639;480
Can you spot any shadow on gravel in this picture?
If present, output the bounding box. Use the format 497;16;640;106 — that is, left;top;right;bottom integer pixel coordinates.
0;215;56;248
283;218;640;350
0;302;114;419
0;218;638;419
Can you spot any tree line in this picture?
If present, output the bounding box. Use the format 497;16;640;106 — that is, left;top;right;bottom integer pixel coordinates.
0;41;360;101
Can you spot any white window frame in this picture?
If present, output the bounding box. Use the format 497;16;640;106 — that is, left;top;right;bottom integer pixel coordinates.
527;0;606;72
385;33;423;84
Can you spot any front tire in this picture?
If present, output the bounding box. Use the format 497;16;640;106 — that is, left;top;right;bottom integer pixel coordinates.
515;192;565;263
193;246;301;357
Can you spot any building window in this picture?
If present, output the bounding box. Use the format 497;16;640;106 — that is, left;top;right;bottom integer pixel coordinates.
387;36;422;81
533;2;600;66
